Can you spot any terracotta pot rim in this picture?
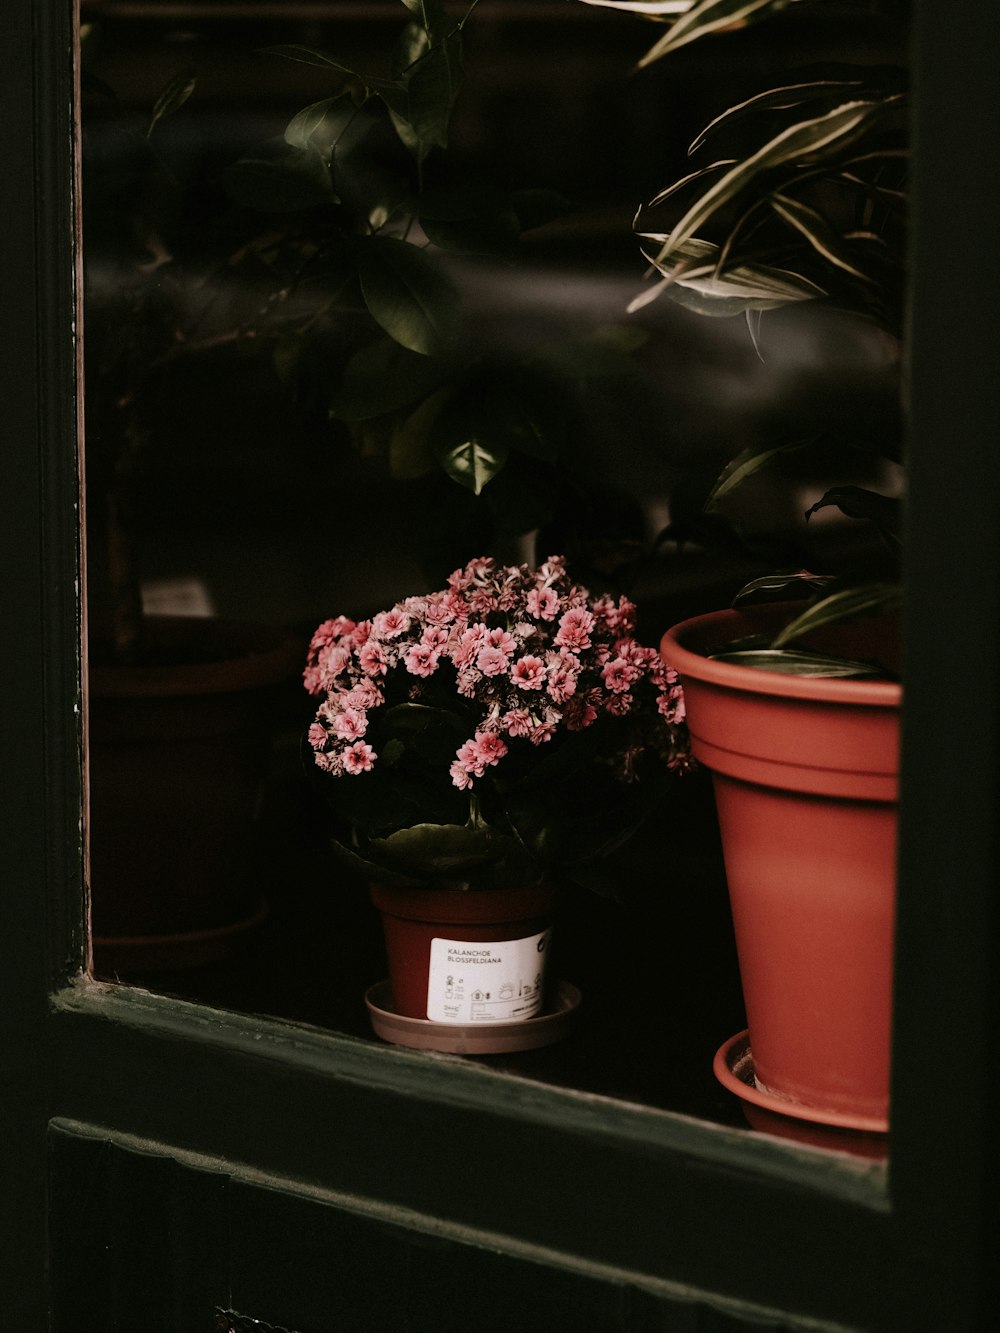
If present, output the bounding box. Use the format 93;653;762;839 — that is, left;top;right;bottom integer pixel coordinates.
661;608;901;709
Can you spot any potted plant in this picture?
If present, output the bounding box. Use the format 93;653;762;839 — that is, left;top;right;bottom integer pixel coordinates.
302;554;692;1052
577;0;908;1132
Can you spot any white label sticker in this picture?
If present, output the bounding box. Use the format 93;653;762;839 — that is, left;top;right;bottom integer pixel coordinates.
426;930;550;1024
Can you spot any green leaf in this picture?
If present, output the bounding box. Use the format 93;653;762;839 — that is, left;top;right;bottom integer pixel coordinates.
769;190;874;282
382;30;464;159
804;486;901;540
418;183;521;257
371;822;500;876
284;96;345;151
222;139;334;212
379;701;469;764
707;437;819;507
328;338;458;421
633;236;824;315
636;0;800;66
389;389;454;479
688;80;866;155
650;100;895;268
709;647;889;677
146;68;196;139
733;570;837;605
770;582;903;648
258;44;357;73
355;235;461;356
436;435;509;495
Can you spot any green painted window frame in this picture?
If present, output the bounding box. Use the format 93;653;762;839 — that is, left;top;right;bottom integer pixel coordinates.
2;0;997;1326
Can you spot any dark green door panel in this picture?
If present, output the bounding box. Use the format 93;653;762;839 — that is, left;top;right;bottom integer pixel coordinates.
49;1122;856;1333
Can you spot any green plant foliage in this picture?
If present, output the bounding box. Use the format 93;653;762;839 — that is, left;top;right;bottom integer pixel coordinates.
770;582;904;648
355;234;462;356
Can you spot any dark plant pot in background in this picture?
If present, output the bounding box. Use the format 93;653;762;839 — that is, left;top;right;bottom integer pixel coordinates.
661;606;901;1133
89;616;302;975
366;880;578;1053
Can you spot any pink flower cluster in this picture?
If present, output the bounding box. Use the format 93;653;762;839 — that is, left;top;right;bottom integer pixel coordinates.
304;556;689;788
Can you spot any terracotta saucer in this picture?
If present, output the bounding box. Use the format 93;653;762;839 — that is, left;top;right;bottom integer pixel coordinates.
714;1030;889;1137
366;979;581;1054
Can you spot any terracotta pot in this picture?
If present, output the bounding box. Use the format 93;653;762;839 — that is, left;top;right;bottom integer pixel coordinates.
88;616;302;973
369;880;556;1025
660;606;901;1130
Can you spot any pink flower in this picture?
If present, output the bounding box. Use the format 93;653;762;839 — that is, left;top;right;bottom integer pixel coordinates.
404;643;441;678
450;760;474;790
555;607;594;651
345;679;383;710
526;586;560;620
473;730;508;766
342;741;376;774
308;616;356;654
423;596;456;627
511;654;546;690
303;665;323;696
453;625;486;668
351;620;373;648
318;643;352;682
477;645;511;677
502;708;533;737
545;650;579;704
605;692;633;717
529;708;560;745
331;708;368;741
314;750;344;775
307;721;329;750
602;656;639;694
373;608;410;639
455;739;487;778
564;696;598;731
359;640;389;677
421;626;449;650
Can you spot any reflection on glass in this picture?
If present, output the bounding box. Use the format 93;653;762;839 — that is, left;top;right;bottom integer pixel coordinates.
80;1;902;1151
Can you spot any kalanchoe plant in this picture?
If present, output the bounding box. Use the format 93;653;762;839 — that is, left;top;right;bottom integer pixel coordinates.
304;556;692;893
577;0;908;655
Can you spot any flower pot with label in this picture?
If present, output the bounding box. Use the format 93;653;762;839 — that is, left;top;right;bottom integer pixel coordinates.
303;555;694;1055
660;605;901;1133
364;880;578;1054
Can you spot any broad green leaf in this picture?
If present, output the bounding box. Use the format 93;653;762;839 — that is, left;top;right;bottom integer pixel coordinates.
389;388;454;479
355;235;461;356
769;190;873;281
709;647;888;677
284;96;346;151
804;486;902;548
418;183;521;256
146;68;196;139
651;100;893;268
401;0;454;40
328;337;458;421
371;821;500;875
222;140;334;211
436;435;509;494
770;582;903;648
387;30;464;154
